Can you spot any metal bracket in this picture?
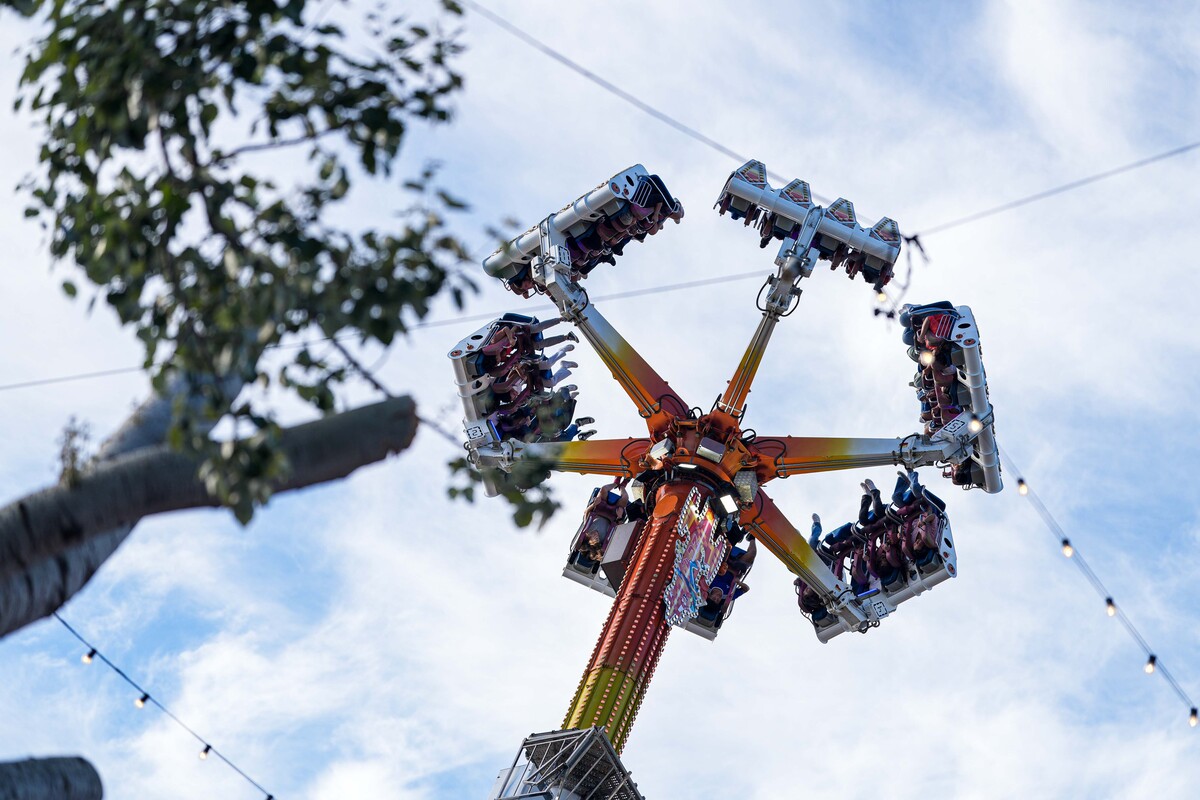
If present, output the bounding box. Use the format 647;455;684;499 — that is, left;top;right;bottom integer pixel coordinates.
895;434;964;470
760;207;823;317
530;217;589;320
471;440;524;472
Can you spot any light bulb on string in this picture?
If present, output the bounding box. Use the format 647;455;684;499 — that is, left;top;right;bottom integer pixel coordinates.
1017;479;1028;496
53;613;276;797
1061;539;1073;558
876;291;888;303
1190;708;1198;728
1106;597;1116;617
1145;655;1157;674
968;416;984;434
918;350;934;367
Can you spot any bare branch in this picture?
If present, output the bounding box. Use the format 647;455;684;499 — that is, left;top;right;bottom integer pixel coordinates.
331;337;394;397
0;397;417;632
212;127;341;163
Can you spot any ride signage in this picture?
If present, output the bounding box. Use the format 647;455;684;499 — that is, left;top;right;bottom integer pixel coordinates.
663;487;727;627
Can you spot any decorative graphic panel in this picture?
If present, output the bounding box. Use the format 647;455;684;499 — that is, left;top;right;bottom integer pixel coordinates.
663;487;727;626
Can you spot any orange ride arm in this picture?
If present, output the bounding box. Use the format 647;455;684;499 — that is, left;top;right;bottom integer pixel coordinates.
573;304;688;435
751;436;903;481
717;313;779;417
740;492;865;630
522;438;651;478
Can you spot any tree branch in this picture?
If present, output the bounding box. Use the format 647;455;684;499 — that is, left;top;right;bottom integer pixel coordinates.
331;337;394;397
0;757;102;800
0;397;417;631
212;126;341;163
0;375;243;638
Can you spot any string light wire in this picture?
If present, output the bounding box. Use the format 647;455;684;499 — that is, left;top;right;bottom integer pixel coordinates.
2;5;1195;393
456;0;822;200
417;413;463;447
462;0;1198;310
461;1;1198;235
10;13;1199;713
998;448;1196;725
4;5;1196;391
0;366;145;392
8;7;1195;792
52;613;276;800
0;270;768;394
914;140;1200;235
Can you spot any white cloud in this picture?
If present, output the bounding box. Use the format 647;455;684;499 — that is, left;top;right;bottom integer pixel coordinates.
1;1;1199;799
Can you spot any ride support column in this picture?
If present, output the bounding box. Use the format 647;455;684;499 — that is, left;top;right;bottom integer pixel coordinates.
562;481;706;753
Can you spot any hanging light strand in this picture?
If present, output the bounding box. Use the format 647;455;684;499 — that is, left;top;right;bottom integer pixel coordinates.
52;613;276;800
998;449;1197;727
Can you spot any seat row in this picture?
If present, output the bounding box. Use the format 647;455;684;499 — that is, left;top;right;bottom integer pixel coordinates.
903;302;965;432
564;476;755;640
795;472;956;634
565;191;683;275
450;314;594;446
713;159;902;292
900;301;990;488
503;174;683;297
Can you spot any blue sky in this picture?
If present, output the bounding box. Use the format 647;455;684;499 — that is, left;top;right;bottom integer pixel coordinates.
1;1;1199;798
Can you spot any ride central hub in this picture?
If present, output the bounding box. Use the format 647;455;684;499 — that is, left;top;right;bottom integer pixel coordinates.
458;159;1003;772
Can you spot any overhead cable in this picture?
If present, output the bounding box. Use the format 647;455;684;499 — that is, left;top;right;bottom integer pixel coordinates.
53;613;277;799
455;0;811;194
1002;450;1197;727
463;0;1198;238
916;140;1200;235
0;271;768;393
11;0;1199;395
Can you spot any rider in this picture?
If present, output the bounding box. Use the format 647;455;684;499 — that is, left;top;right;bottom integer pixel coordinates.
858;479;887;525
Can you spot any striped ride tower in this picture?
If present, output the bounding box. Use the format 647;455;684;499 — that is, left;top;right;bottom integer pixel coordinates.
563;481;708;752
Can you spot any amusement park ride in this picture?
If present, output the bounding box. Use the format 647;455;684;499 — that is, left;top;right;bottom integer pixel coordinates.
448;160;1002;799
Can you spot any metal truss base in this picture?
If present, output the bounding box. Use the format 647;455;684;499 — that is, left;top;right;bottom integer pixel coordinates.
487;727;644;800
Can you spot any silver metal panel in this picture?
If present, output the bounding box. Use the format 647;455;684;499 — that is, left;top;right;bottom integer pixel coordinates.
562;566;617;599
696;437;726;463
720;169;812;226
950;306;1002;493
717;159;900;267
482;165;655;279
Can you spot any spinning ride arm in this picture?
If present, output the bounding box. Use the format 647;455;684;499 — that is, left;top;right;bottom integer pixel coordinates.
740;491;867;629
483;164;689;437
717;310;784;418
473;438;651;479
573;304;687;436
752;435;983;483
716;216;820;417
713;160;902;417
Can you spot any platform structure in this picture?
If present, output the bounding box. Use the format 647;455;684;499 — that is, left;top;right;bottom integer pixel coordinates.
454;161;1002;772
487;727;642;800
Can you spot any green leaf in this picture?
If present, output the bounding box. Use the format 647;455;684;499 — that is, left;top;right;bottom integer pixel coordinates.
15;0;476;521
